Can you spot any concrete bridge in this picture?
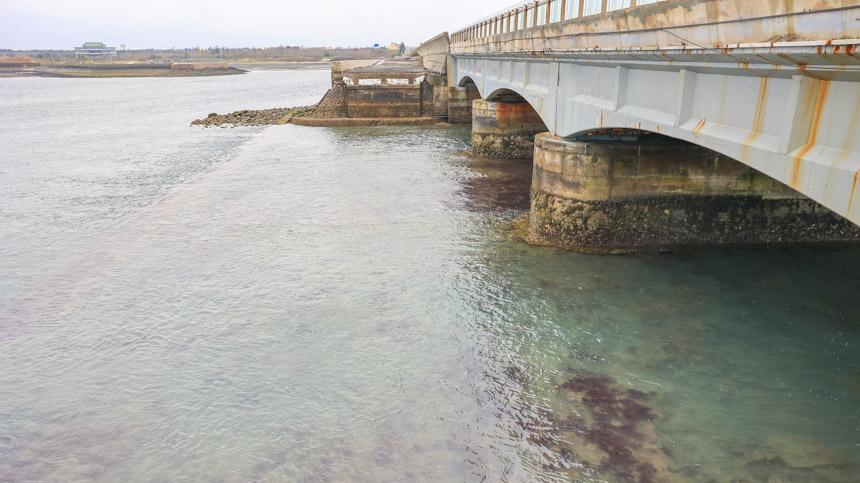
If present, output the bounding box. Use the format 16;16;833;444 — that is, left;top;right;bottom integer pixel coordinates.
416;0;860;251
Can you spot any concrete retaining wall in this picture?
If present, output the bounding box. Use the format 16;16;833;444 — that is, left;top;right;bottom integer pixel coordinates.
346;85;426;118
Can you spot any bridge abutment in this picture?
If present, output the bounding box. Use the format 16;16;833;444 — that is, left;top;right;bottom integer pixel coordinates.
530;133;860;252
471;99;547;159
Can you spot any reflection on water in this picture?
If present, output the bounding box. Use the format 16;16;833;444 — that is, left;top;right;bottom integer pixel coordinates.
0;72;859;482
456;153;533;213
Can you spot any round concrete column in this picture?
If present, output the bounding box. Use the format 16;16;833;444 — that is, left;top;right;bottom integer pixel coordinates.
471;99;547;159
529;133;860;252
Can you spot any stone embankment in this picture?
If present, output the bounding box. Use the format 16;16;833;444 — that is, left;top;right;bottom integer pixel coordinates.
192;78;444;128
192;104;443;128
193;59;451;128
191;106;317;127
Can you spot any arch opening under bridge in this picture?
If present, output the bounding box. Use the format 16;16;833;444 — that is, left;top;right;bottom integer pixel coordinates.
468;86;549;161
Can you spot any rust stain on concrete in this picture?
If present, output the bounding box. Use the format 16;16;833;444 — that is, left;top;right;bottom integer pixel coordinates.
847;168;860;215
751;77;769;134
495;101;541;124
790;155;807;188
848;168;860;216
790;79;831;189
741;77;769;161
849;98;860;153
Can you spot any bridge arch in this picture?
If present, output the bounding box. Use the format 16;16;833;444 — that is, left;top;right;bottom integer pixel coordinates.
457;75;482;96
485;88;552;134
471;88;549;160
549;124;860;229
530;126;860;249
561;126;806;195
559;125;810;201
485;88;526;103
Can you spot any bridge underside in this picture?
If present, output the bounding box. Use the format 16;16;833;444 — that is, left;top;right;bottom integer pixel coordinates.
452;52;860;227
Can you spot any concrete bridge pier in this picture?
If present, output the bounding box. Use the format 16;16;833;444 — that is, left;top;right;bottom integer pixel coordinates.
530;133;860;252
471;99;547;159
446;84;480;124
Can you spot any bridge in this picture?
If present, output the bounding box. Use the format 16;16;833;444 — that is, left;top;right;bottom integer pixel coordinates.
414;0;860;251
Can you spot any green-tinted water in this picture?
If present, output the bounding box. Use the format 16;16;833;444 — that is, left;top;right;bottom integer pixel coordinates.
0;70;858;482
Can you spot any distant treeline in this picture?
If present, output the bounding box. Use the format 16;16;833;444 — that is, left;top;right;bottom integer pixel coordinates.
0;46;396;64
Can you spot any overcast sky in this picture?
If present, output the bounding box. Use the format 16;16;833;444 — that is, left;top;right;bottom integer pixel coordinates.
1;0;507;50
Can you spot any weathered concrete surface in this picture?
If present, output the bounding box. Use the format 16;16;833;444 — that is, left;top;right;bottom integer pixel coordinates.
346;85;428;118
411;32;449;74
341;61;426;85
448;84;481;124
448;0;860;226
452;0;860;53
291;117;442;127
330;59;380;85
530;133;860;252
420;72;450;119
432;87;449;119
472;99;547;159
322;61;439;119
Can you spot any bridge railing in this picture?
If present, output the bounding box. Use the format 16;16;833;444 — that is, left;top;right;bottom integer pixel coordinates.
451;0;664;44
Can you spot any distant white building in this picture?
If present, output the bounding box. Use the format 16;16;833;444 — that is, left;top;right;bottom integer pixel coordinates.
74;42;117;59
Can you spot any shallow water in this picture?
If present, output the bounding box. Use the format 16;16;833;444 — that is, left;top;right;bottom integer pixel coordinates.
1;69;859;482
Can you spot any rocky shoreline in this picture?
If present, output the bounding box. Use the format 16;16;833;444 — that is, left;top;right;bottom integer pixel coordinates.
191;104;444;128
191;106;317;127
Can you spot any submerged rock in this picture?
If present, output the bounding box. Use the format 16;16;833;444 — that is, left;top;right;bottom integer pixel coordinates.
556;372;670;483
506;369;670;482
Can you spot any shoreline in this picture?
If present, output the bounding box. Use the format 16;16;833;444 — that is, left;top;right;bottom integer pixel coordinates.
0;59;377;79
0;64;248;79
191;107;315;127
191;106;447;128
290;117;444;127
